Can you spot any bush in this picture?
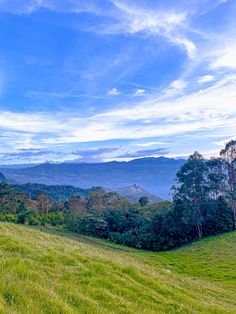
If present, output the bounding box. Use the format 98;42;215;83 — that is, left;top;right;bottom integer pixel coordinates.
0;214;17;223
44;212;64;226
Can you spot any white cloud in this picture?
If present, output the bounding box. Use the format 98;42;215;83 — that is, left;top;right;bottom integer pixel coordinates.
100;0;196;58
137;141;169;147
0;0;235;161
198;75;215;84
94;74;236;140
211;44;236;69
0;0;100;15
107;87;120;96
0;74;236;159
170;79;187;90
1;74;236;145
0;111;64;133
134;88;145;96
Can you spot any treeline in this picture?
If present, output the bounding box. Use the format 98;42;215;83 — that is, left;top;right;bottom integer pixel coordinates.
11;183;100;202
0;141;236;251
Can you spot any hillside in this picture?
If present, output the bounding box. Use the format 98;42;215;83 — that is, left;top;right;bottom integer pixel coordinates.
0;157;185;199
11;183;161;203
109;185;162;203
0;223;235;313
11;183;100;202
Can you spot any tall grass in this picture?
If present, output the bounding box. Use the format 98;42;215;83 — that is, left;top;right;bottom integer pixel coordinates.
0;222;235;313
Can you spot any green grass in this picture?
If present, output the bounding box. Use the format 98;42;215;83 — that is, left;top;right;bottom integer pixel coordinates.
0;223;235;313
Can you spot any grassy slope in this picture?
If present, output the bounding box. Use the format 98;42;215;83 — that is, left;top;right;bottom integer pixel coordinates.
0;223;235;314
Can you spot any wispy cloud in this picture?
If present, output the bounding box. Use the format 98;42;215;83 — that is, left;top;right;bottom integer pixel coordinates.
0;0;235;163
101;0;196;58
211;44;236;69
1;74;236;154
136;141;170;147
0;0;197;58
198;75;215;84
0;0;101;15
170;79;188;90
107;88;120;96
117;147;169;159
72;147;119;162
134;88;145;96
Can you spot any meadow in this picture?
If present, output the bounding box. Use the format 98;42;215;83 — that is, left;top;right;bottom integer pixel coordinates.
0;222;235;314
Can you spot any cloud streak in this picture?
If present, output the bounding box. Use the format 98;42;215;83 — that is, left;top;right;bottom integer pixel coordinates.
0;0;235;163
117;148;169;159
1;74;236;150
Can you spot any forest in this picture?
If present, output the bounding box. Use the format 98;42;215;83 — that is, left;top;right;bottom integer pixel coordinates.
0;140;235;251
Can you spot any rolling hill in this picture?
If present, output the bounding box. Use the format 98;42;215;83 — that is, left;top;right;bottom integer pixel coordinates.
109;184;162;203
11;183;100;202
0;222;235;313
0;157;185;199
10;183;161;203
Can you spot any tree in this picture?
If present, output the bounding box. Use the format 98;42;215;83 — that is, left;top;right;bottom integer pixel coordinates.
16;202;29;224
87;190;107;211
67;195;87;215
206;158;226;200
36;193;52;214
139;196;149;207
204;196;234;235
173;152;208;238
220;140;236;228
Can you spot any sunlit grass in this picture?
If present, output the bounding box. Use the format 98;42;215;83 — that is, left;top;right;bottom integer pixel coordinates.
0;222;235;313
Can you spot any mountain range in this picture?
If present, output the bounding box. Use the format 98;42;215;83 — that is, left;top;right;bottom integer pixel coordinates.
109;185;162;203
0;157;185;199
0;172;5;182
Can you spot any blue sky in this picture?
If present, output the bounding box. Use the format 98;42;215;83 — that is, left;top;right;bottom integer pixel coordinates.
0;0;236;164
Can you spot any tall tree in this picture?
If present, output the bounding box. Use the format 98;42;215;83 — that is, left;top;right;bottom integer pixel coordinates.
206;158;226;200
220;140;236;228
173;152;208;238
36;193;52;214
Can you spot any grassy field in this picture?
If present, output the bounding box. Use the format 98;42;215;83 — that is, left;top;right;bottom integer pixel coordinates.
0;223;235;313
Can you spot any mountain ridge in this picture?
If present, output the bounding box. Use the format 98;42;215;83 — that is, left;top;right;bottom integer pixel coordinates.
0;157;185;198
109;184;162;203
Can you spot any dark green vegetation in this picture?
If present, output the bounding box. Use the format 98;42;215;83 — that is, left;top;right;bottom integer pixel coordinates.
11;183;160;204
0;157;185;198
11;183;100;201
1;141;236;251
0;222;235;313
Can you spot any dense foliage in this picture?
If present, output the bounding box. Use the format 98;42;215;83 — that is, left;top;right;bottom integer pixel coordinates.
0;141;236;251
11;183;100;201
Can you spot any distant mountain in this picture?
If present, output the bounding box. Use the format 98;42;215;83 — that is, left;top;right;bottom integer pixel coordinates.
0;157;185;199
109;185;162;203
0;172;5;182
0;163;40;169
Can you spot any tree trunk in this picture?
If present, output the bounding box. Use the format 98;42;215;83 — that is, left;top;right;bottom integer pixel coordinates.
196;222;203;238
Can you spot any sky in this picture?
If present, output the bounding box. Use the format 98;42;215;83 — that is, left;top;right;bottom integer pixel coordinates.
0;0;236;164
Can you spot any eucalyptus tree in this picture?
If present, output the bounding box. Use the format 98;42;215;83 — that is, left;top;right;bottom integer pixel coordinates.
206;158;226;200
173;152;208;238
220;140;236;228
